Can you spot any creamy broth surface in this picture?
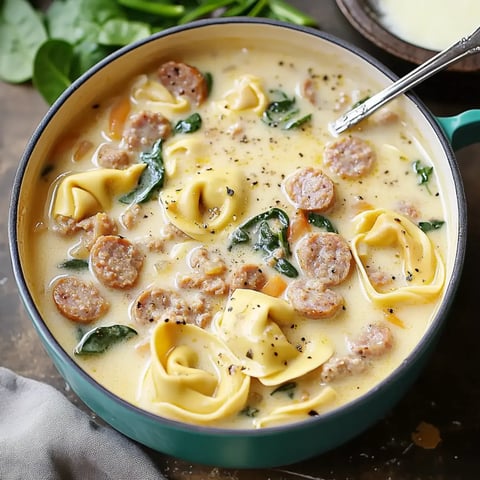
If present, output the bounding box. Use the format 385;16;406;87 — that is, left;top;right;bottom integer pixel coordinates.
27;39;450;428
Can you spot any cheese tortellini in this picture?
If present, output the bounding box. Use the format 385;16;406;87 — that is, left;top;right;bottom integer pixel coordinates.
220;74;268;115
254;387;337;428
139;321;250;424
131;75;190;114
216;289;333;386
351;208;445;304
160;169;247;240
52;164;145;221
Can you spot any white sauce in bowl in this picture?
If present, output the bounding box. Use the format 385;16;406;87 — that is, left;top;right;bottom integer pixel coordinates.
374;0;480;50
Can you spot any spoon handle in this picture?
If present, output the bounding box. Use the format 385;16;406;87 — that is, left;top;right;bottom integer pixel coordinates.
329;26;480;136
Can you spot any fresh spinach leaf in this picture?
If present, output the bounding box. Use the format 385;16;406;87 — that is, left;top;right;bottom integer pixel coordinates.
271;381;296;398
229;208;298;278
33;39;74;105
98;18;151;45
0;0;48;83
174;113;202;134
418;220;445;232
349;95;370;110
413;160;434;193
262;90;311;130
118;0;186;17
119;139;166;204
70;41;114;80
178;0;234;24
74;324;137;355
307;212;338;233
239;405;259;417
268;0;317;26
57;259;89;270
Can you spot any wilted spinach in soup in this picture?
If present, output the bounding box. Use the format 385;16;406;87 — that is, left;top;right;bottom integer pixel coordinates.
29;41;448;428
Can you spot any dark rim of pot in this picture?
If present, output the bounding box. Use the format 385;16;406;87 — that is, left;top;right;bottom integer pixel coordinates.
8;17;467;438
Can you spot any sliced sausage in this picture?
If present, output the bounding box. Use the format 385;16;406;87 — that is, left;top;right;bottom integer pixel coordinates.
133;287;190;325
177;246;228;295
52;276;108;323
284;167;335;211
124;110;172;150
320;354;367;383
323;136;375;179
189;247;227;274
157;60;208;106
348;323;393;357
77;212;118;251
133;287;212;327
286;278;344;319
230;264;267;292
320;323;394;383
177;274;228;296
296;232;352;286
96;143;132;169
90;235;144;289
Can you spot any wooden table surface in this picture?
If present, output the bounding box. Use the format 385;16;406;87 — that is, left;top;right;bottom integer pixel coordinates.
2;2;480;478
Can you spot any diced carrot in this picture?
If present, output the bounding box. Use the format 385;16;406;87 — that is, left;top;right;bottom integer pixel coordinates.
384;309;405;328
288;209;310;243
261;275;287;297
109;96;131;140
73;139;94;162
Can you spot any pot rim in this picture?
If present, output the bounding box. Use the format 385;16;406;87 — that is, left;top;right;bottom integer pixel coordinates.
8;17;467;437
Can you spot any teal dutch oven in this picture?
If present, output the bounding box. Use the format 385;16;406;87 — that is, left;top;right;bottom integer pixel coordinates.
8;18;480;468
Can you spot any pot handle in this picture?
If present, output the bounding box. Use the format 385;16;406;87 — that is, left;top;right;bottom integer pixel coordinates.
436;110;480;151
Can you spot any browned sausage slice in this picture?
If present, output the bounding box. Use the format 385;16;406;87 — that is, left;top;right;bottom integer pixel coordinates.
320;355;367;383
133;287;190;325
348;323;393;357
52;276;108;323
96;144;132;169
286;278;344;319
230;264;267;292
90;235;144;289
323;136;375;179
124;110;172;150
296;232;352;286
157;61;208;106
284;167;335;211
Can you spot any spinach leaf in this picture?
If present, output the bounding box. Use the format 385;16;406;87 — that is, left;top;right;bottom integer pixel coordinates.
0;0;48;83
74;324;137;355
70;41;114;80
174;113;202;134
349;95;370;110
98;18;151;45
57;259;89;270
268;0;317;26
33;39;74;105
418;220;445;233
118;0;186;17
239;405;259;417
119;139;166;204
178;0;234;24
262;90;311;130
307;213;338;233
229;208;298;278
271;381;296;398
413;160;434;193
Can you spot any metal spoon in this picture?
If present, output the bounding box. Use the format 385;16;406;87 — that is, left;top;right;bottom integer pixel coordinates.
329;26;480;136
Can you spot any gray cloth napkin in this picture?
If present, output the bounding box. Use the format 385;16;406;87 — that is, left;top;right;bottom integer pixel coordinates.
0;367;165;480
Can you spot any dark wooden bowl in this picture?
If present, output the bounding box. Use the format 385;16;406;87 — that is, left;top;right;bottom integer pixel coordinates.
336;0;480;72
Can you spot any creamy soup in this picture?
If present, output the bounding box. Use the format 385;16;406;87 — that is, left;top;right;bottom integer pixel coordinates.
25;38;450;429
